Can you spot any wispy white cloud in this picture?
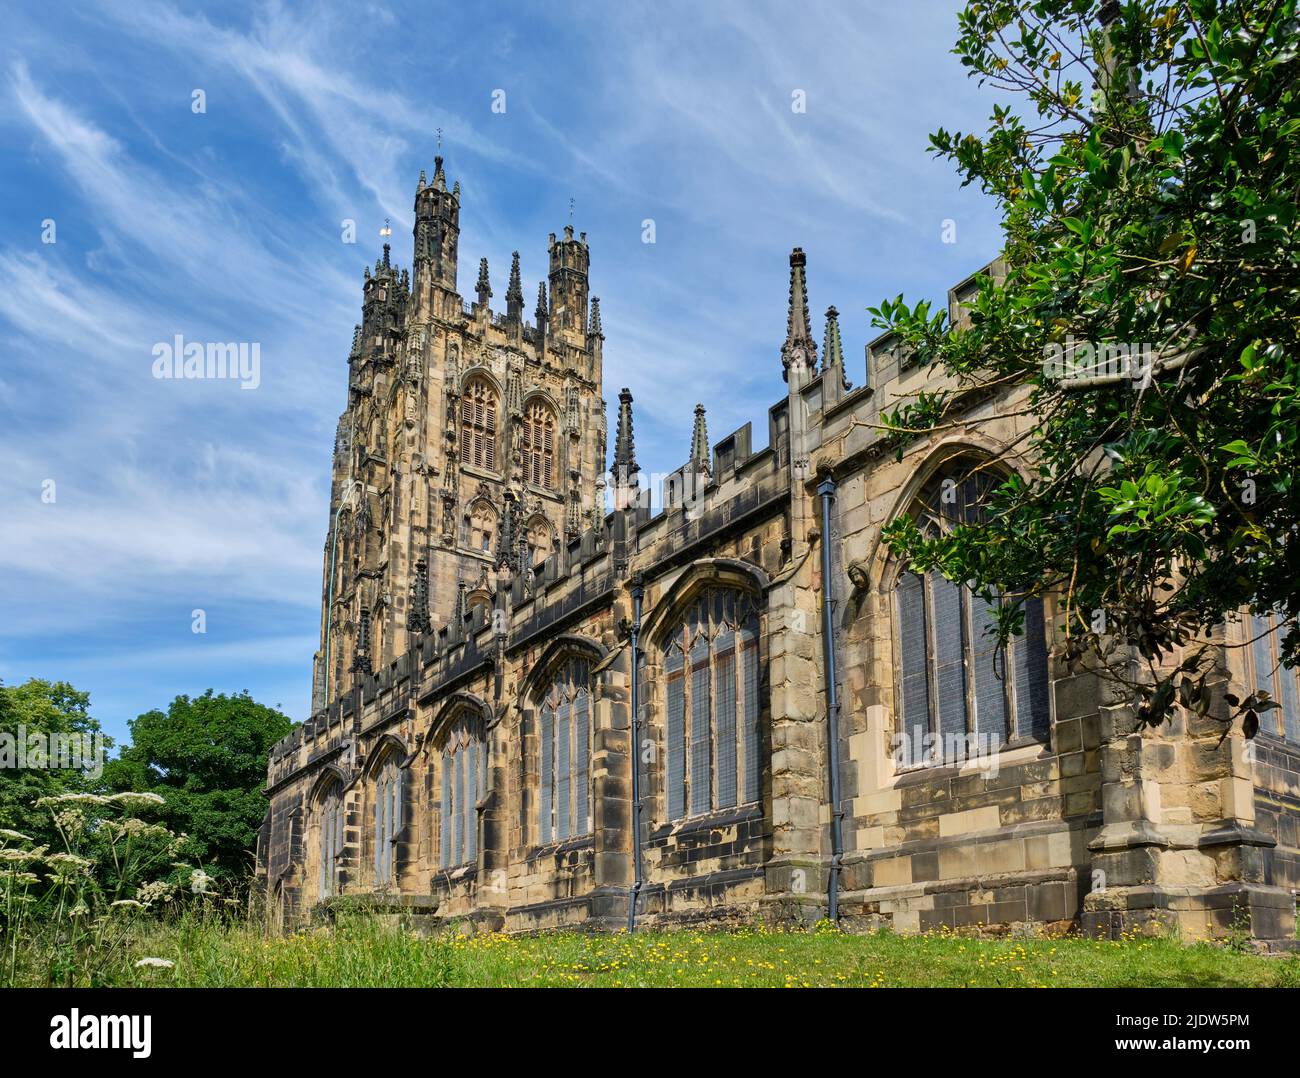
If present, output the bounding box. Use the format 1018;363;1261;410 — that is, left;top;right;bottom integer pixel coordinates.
95;1;523;229
0;250;144;357
9;61;320;319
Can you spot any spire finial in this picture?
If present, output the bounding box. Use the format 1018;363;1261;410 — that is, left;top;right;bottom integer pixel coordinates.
351;606;372;675
690;403;710;476
535;279;548;321
433;155;447;192
475;256;492;306
614;387;639;482
407;559;432;635
781;247;817;382
506;251;524;319
822;304;850;391
496;495;518;570
588;296;603;339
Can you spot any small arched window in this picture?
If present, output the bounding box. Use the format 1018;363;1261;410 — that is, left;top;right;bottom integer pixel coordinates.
318;780;344;900
466;593;491;623
661;587;761;821
894;464;1051;768
526;515;553;567
466;500;496;555
461;378;498;471
372;756;402;887
522;400;556;490
439;710;486;869
537;657;593;844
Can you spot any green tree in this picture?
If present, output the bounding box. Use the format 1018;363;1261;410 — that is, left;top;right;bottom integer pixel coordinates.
874;0;1300;732
0;679;109;842
101;690;292;885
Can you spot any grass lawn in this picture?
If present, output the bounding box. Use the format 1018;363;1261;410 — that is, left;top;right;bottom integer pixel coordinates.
64;919;1300;988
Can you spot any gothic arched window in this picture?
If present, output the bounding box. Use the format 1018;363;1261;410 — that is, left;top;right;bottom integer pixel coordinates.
317;780;344;900
537;657;593;844
522;400;556;490
661;587;761;821
894;464;1051;768
372;755;402;887
439;710;486;869
461;378;498;471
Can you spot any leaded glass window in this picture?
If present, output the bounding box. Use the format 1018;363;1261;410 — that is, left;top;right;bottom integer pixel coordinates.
372;756;401;887
894;466;1051;767
661;587;762;821
318;781;344;900
538;657;593;843
439;711;486;868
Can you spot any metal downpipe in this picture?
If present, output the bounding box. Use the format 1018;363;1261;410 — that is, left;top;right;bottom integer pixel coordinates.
817;477;845;922
628;575;645;932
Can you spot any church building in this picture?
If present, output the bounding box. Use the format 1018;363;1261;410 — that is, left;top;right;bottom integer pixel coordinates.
259;158;1300;945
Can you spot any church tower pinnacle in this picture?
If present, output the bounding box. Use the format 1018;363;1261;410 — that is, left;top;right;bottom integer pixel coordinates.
412;154;460;304
505;251;524;321
690;403;710;476
822;304;850;399
548;224;589;339
781;247;817;382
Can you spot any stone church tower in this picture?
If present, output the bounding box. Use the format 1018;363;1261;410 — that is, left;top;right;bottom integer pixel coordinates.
311;157;608;711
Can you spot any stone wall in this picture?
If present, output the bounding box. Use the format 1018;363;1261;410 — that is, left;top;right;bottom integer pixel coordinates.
1254;737;1300;900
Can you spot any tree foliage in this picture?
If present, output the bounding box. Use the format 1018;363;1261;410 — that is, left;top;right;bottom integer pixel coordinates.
101;690;292;883
0;679;109;843
873;0;1300;731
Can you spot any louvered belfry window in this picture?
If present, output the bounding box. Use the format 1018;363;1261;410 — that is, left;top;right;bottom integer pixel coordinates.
438;710;486;869
522;400;556;490
537;657;593;843
662;587;761;822
895;466;1051;768
461;378;498;471
1243;610;1300;744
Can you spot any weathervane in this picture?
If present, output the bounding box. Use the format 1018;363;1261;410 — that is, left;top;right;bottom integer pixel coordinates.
379;217;392;238
437;127;443;150
569;196;575;222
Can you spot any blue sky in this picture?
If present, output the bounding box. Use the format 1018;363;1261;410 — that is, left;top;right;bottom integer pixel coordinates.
0;1;1005;746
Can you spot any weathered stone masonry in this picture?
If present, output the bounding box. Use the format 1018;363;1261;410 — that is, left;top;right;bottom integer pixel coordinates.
258;160;1300;945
